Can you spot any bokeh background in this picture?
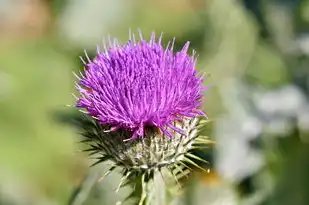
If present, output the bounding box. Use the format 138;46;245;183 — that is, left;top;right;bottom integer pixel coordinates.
1;0;309;205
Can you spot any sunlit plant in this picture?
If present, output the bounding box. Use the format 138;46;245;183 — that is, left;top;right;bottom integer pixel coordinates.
73;30;212;205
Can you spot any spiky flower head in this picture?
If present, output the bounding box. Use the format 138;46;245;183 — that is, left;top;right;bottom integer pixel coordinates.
76;31;205;139
73;31;212;204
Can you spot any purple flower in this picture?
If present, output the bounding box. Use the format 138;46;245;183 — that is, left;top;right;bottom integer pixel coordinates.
76;31;205;139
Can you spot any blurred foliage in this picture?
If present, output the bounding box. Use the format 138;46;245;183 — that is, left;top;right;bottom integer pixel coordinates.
1;0;309;204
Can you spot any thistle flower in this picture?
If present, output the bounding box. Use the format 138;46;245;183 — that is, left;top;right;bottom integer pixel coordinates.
73;31;212;205
76;31;205;139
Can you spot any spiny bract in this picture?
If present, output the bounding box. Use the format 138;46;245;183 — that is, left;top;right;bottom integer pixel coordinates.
76;31;205;139
77;114;211;199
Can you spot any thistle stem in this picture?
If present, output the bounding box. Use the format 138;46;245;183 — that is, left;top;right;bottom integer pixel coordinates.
138;171;168;205
138;174;147;205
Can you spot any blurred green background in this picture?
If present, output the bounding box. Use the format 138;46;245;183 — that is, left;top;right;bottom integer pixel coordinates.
1;0;309;204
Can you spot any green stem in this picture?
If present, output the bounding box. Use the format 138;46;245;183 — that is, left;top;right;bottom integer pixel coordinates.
138;171;168;205
138;174;147;205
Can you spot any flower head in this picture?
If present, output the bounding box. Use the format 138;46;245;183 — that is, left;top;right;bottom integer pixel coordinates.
71;31;212;204
76;31;205;139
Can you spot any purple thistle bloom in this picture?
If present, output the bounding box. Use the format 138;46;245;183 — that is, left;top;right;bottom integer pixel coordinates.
76;31;205;139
